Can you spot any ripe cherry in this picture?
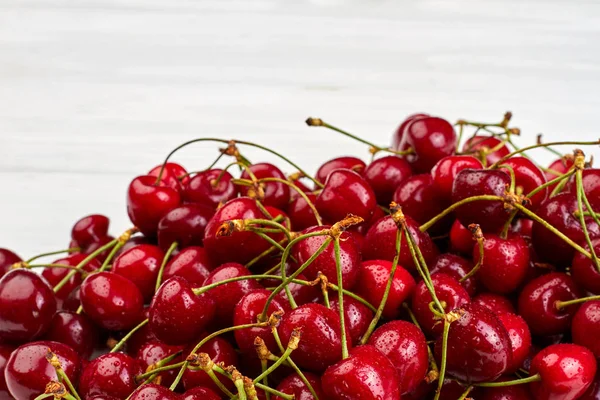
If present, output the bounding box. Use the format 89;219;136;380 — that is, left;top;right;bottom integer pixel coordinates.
431;155;483;203
127;307;157;357
43;311;98;360
449;219;475;255
479;379;534;400
430;253;477;296
368;320;428;394
80;271;144;331
239;162;290;209
273;372;325;400
148;162;188;192
580;370;600;400
129;383;179;400
545;156;575;191
500;157;548;209
149;276;216;345
572;300;600;358
497;313;532;374
0;269;57;343
181;386;221;400
472;293;516;315
571;238;600;294
70;214;110;249
162;246;214;287
286;193;319;231
330;295;374;345
183;169;237;209
566;168;600;210
315;156;366;184
79;352;142;399
157;204;214;251
0;344;14;399
462;135;510;166
136;341;183;389
42;253;101;308
111;244;164;302
182;336;238;393
0;249;21;280
364;155;412;205
391;113;429;150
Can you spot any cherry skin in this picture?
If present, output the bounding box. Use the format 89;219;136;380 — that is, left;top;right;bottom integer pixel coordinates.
149;276;216;345
580;370;600;400
497;313;532;374
431;155;484;203
330;294;374;345
87;396;120;400
472;293;516;315
412;273;470;337
0;344;15;399
182;336;238;393
430;253;477;296
571;238;600;294
391;113;429;150
70;214;110;248
364;155;412;205
136;341;183;389
42;311;98;360
278;303;350;373
291;226;360;288
273;372;325;400
368;320;428;394
321;344;401;400
129;383;179;400
462;135;510;166
126;307;157;357
0;248;21;278
286;192;319;231
239;162;290;209
111;244;164;302
353;259;415;320
316;169;377;223
79;352;142;399
183;168;237;208
0;269;57;343
80;271;144;331
572;300;600;358
512;217;534;237
148;162;189;192
530;344;597;400
566;168;600;210
500;157;548;209
272;269;323;307
480;379;534;400
162;246;214;287
474;233;530;294
41;253;101;308
315;156;366;184
449;219;475;255
517;272;581;336
127;175;182;237
532;192;600;266
157;204;214;251
434;303;511;383
451;168;511;233
181;386;221;400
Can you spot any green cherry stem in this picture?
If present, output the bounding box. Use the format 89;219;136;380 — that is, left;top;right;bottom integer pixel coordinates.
460;225;484;282
135;359;185;383
110;319;149;353
457;386;474;400
489;140;600;169
253;328;301;384
419;195;505;232
334;235;349;359
257;177;323;226
253;383;293;400
475;374;541;387
33;394;55;400
46;351;81;400
24;264;85;272
556;294;600;309
526;168;575;199
25;248;80;264
155;241;178;292
433;319;451;400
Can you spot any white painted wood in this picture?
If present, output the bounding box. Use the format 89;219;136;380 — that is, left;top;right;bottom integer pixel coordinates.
1;0;599;257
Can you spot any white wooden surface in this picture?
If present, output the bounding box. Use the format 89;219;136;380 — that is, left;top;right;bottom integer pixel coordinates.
1;0;600;258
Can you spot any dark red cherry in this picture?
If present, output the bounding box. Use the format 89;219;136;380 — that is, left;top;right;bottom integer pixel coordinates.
233;289;288;354
278;303;350;372
273;269;323;307
530;344;597;400
181;386;221;400
129;383;179;400
291;226;360;288
42;311;98;360
449;219;474;255
497;313;532;374
136;341;183;389
435;379;477;400
111;244;164;302
572;300;600;358
182;336;238;393
532;192;600;266
286;193;319;231
462;135;510;166
398;116;457;173
203;197;272;265
364;156;412;205
163;246;214;287
572;238;600;294
330;295;374;345
315;169;377;223
157;204;214;251
362;214;438;273
435;303;511;382
354;259;415;320
273;372;325;400
62;285;82;313
452;168;511;233
81;235;116;264
512;218;534;237
80;271;144;331
474;234;529;294
127;307;157;356
517;272;581;336
79;352;142;399
288;176;313;201
71;214;110;249
183;169;237;208
546;156;574;182
5;341;80;400
368;320;428;394
322;345;400;400
127;175;182;237
315;156;366;184
148;162;188;192
202;263;262;327
239;163;290;209
0;269;57;343
42;253;101;308
0;248;21;279
480;379;534;400
88;396;120;400
580;370;600;400
500;157;548;209
566;168;600;210
430;253;477;296
472;293;515;315
412;273;470;337
391;113;429;150
431;155;483;203
0;344;15;399
149;276;215;345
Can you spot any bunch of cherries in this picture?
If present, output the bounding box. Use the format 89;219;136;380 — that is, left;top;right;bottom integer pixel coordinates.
2;112;600;400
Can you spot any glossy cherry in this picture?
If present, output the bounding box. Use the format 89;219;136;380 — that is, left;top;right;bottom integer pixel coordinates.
286;192;319;231
566;168;600;210
0;344;15;399
330;294;374;345
462;135;510;166
368;320;428;394
572;300;600;358
315;156;366;184
148;162;188;192
79;352;142;399
111;244;164;302
430;253;477;296
497;313;532;374
530;343;597;400
0;249;21;279
181;386;221;400
149;276;215;345
480;379;534;400
449;219;475;255
126;307;157;357
517;272;581;336
157;204;214;251
353;259;415;320
183;168;237;208
42;311;98;360
129;383;179;400
273;372;325;400
472;293;516;315
391;113;429;150
321;345;400;400
42;253;101;307
572;238;600;294
80;271;144;331
239;162;290;209
162;246;214;287
70;214;110;248
580;370;600;400
500;157;548;209
434;303;511;382
0;269;57;343
364;155;412;205
136;341;183;389
182;336;238;393
431;155;484;203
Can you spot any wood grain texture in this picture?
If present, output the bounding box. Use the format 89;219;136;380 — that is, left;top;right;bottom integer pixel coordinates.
1;0;599;257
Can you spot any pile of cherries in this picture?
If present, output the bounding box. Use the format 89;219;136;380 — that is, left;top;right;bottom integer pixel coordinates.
2;112;600;400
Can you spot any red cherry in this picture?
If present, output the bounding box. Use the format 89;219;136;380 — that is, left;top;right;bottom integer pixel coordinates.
315;169;377;223
80;271;144;331
572;300;600;358
364;156;412;205
181;386;221;400
399;116;457;173
278;303;350;372
0;269;57;343
391;113;429;150
79;352;142;399
368;320;428;394
0;248;21;278
127;307;157;356
430;253;477;296
517;272;581;336
71;214;110;249
288;176;313;201
0;344;15;398
572;238;600;294
434;303;511;382
546;156;574;181
472;293;516;315
183;169;237;208
412;273;470;337
272;269;323;307
148;162;188;192
182;336;238;393
330;295;374;345
129;383;179;400
500;157;548;209
273;372;325;400
136;341;183;389
530;344;597;400
157;204;214;251
449;219;474;255
286;193;319;231
239;163;290;209
149;276;216;345
452;168;511;233
474;234;530;294
512;218;534;237
497;313;532;374
315;156;366;184
353;259;415;320
112;244;164;302
566;168;600;210
580;370;600;400
42;311;98;360
431;155;484;203
81;235;116;263
321;345;401;399
462;135;510;166
435;379;478;400
479;378;533;400
162;246;214;287
88;396;120;400
42;253;101;308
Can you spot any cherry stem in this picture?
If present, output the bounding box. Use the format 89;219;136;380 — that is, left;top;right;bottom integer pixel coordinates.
333;236;349;359
24;264;85;272
246;238;289;269
253;382;293;400
221;218;292;242
461;231;484;282
499;164;517;195
527;168;575;199
136;360;185;382
259;359;270;400
234;377;247;400
457;386;474;400
257;177;323;226
489;140;600;169
110;319;149;353
576;168;600;271
419;195;505;232
253;329;300;383
25;248;80;264
33;394;55;400
556;294;600;309
433;319;451;400
155;241;178;292
402;303;439;377
475;374;541;387
46;351;81;400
